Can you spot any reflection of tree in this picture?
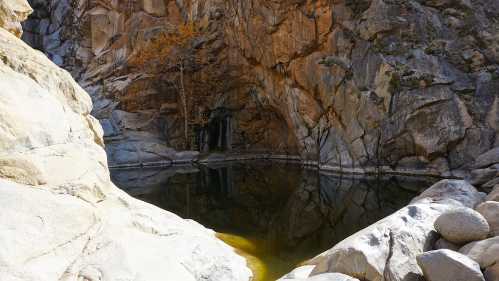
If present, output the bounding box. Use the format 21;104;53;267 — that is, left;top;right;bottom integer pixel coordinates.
315;118;331;164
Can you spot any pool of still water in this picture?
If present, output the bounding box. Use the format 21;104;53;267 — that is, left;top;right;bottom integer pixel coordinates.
111;161;438;281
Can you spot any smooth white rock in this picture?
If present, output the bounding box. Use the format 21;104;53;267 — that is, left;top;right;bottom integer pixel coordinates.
434;208;490;244
410;179;485;208
459;236;499;268
417;249;485;281
306;180;482;281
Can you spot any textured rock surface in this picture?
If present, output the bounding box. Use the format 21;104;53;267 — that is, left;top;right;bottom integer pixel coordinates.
434;208;490;244
0;0;31;37
303;180;482;281
469;148;499;190
476;201;499;236
417;249;485;281
473;148;499;169
411;179;485;207
459;236;499;268
0;8;251;281
470;166;499;187
21;0;499;172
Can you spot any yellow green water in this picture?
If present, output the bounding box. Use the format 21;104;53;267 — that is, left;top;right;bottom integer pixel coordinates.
217;232;308;281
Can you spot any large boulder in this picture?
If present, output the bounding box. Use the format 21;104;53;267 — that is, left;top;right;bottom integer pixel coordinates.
476;201;499;236
417;249;485;281
0;13;251;281
410;180;485;208
306;180;483;281
434;208;490;244
459;236;499;268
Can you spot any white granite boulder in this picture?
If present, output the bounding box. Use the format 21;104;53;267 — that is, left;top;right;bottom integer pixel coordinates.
434;208;490;244
305;180;483;281
417;249;485;281
410;179;485;208
459;236;499;268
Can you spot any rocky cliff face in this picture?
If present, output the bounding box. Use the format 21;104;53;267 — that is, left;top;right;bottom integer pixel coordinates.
0;3;251;280
22;0;499;175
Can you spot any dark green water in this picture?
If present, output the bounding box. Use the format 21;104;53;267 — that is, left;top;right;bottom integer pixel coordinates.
111;161;438;281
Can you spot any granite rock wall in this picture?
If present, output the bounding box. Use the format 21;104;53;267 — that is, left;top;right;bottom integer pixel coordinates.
22;0;499;174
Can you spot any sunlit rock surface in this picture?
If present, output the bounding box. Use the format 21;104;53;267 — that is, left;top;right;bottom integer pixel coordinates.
459;236;499;269
0;5;251;280
434;208;490;244
21;0;499;173
0;0;31;37
297;180;484;281
417;249;485;281
476;201;499;236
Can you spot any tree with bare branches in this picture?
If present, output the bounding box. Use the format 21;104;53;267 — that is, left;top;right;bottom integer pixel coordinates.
128;22;199;149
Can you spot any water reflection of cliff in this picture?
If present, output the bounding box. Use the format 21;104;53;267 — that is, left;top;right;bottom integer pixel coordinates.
111;162;438;263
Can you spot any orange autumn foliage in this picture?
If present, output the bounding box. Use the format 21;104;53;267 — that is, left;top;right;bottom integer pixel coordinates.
129;22;199;70
126;22;201;149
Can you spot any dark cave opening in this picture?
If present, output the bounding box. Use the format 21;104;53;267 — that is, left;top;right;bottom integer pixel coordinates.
197;108;232;152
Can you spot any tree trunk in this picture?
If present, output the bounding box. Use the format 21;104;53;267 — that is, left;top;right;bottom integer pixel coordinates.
179;61;189;150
